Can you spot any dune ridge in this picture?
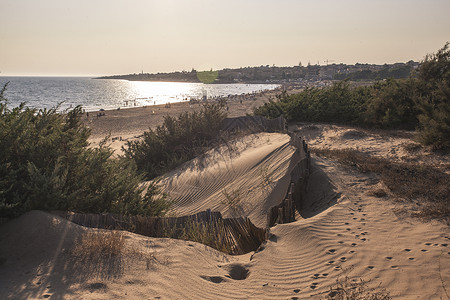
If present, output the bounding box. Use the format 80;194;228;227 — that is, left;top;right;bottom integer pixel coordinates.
160;132;298;228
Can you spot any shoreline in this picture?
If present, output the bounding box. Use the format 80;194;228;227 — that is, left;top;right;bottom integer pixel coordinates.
85;87;298;153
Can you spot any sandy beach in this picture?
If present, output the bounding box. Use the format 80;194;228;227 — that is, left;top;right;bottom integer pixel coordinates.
1;89;449;299
85;88;284;153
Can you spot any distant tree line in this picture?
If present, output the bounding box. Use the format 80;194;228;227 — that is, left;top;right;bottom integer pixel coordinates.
333;65;413;81
254;44;449;150
98;62;416;84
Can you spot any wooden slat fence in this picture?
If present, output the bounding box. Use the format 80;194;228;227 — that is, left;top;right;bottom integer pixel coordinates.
52;116;308;254
267;131;311;227
54;209;266;255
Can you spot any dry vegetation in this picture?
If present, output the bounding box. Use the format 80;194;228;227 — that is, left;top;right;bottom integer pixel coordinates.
72;230;126;261
312;148;450;224
326;268;391;300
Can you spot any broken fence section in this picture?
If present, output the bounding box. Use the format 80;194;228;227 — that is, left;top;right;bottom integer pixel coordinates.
54;209;266;255
267;131;311;227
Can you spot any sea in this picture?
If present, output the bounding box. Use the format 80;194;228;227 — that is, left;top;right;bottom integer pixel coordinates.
0;77;279;112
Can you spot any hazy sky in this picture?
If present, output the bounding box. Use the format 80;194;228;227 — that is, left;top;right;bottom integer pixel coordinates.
1;0;449;76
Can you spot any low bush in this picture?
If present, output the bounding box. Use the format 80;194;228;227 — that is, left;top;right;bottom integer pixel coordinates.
0;85;170;218
124;103;227;179
255;44;449;150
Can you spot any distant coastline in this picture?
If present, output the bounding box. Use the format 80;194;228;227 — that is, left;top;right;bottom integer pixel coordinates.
97;61;419;84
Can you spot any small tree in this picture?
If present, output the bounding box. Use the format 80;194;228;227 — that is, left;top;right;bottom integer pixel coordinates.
414;43;450;150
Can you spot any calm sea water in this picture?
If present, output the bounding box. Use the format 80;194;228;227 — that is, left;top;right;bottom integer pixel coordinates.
0;77;279;112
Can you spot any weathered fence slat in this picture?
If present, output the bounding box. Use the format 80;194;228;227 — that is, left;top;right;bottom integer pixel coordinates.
267;132;311;227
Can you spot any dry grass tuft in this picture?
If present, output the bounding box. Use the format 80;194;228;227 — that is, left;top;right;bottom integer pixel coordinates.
367;189;387;198
326;268;391;300
402;142;423;153
72;230;125;260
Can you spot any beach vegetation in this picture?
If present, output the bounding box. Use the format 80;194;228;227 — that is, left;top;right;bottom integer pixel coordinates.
0;87;170;218
124;103;227;179
255;44;449;150
413;42;450;150
326;267;391;299
221;188;245;217
312;148;450;224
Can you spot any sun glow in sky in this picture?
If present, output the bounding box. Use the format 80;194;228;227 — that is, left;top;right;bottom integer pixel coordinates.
1;0;449;76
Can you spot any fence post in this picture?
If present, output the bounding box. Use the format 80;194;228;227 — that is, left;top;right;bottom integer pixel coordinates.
278;207;284;224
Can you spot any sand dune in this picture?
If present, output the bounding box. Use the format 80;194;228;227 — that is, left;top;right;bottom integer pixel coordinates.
160;132;299;227
1;122;449;299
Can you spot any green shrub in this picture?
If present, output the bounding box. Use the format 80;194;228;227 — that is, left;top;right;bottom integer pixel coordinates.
255;81;368;125
254;44;449;150
413;43;450;150
363;78;418;129
124;103;227;179
0;86;170;218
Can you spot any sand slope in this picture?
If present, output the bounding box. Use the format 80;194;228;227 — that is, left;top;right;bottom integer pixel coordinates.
160;132;299;228
1;124;449;299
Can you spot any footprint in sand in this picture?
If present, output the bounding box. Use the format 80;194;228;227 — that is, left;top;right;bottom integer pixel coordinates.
322;273;329;277
293;289;301;293
200;275;226;284
310;282;319;289
391;265;399;269
421;249;428;252
338;241;344;244
349;250;356;254
340;257;347;262
425;242;432;246
312;273;320;279
367;266;375;269
362;213;367;216
351;243;357;247
327;249;336;254
344;222;350;225
404;248;411;252
361;238;367;242
409;257;415;260
385;257;393;260
441;243;448;247
346;228;351;231
337;233;343;237
353;217;358;220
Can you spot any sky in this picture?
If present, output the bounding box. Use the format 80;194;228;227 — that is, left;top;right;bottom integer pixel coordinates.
1;0;449;76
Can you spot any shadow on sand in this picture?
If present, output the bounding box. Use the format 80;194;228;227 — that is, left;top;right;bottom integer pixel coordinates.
297;157;340;219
